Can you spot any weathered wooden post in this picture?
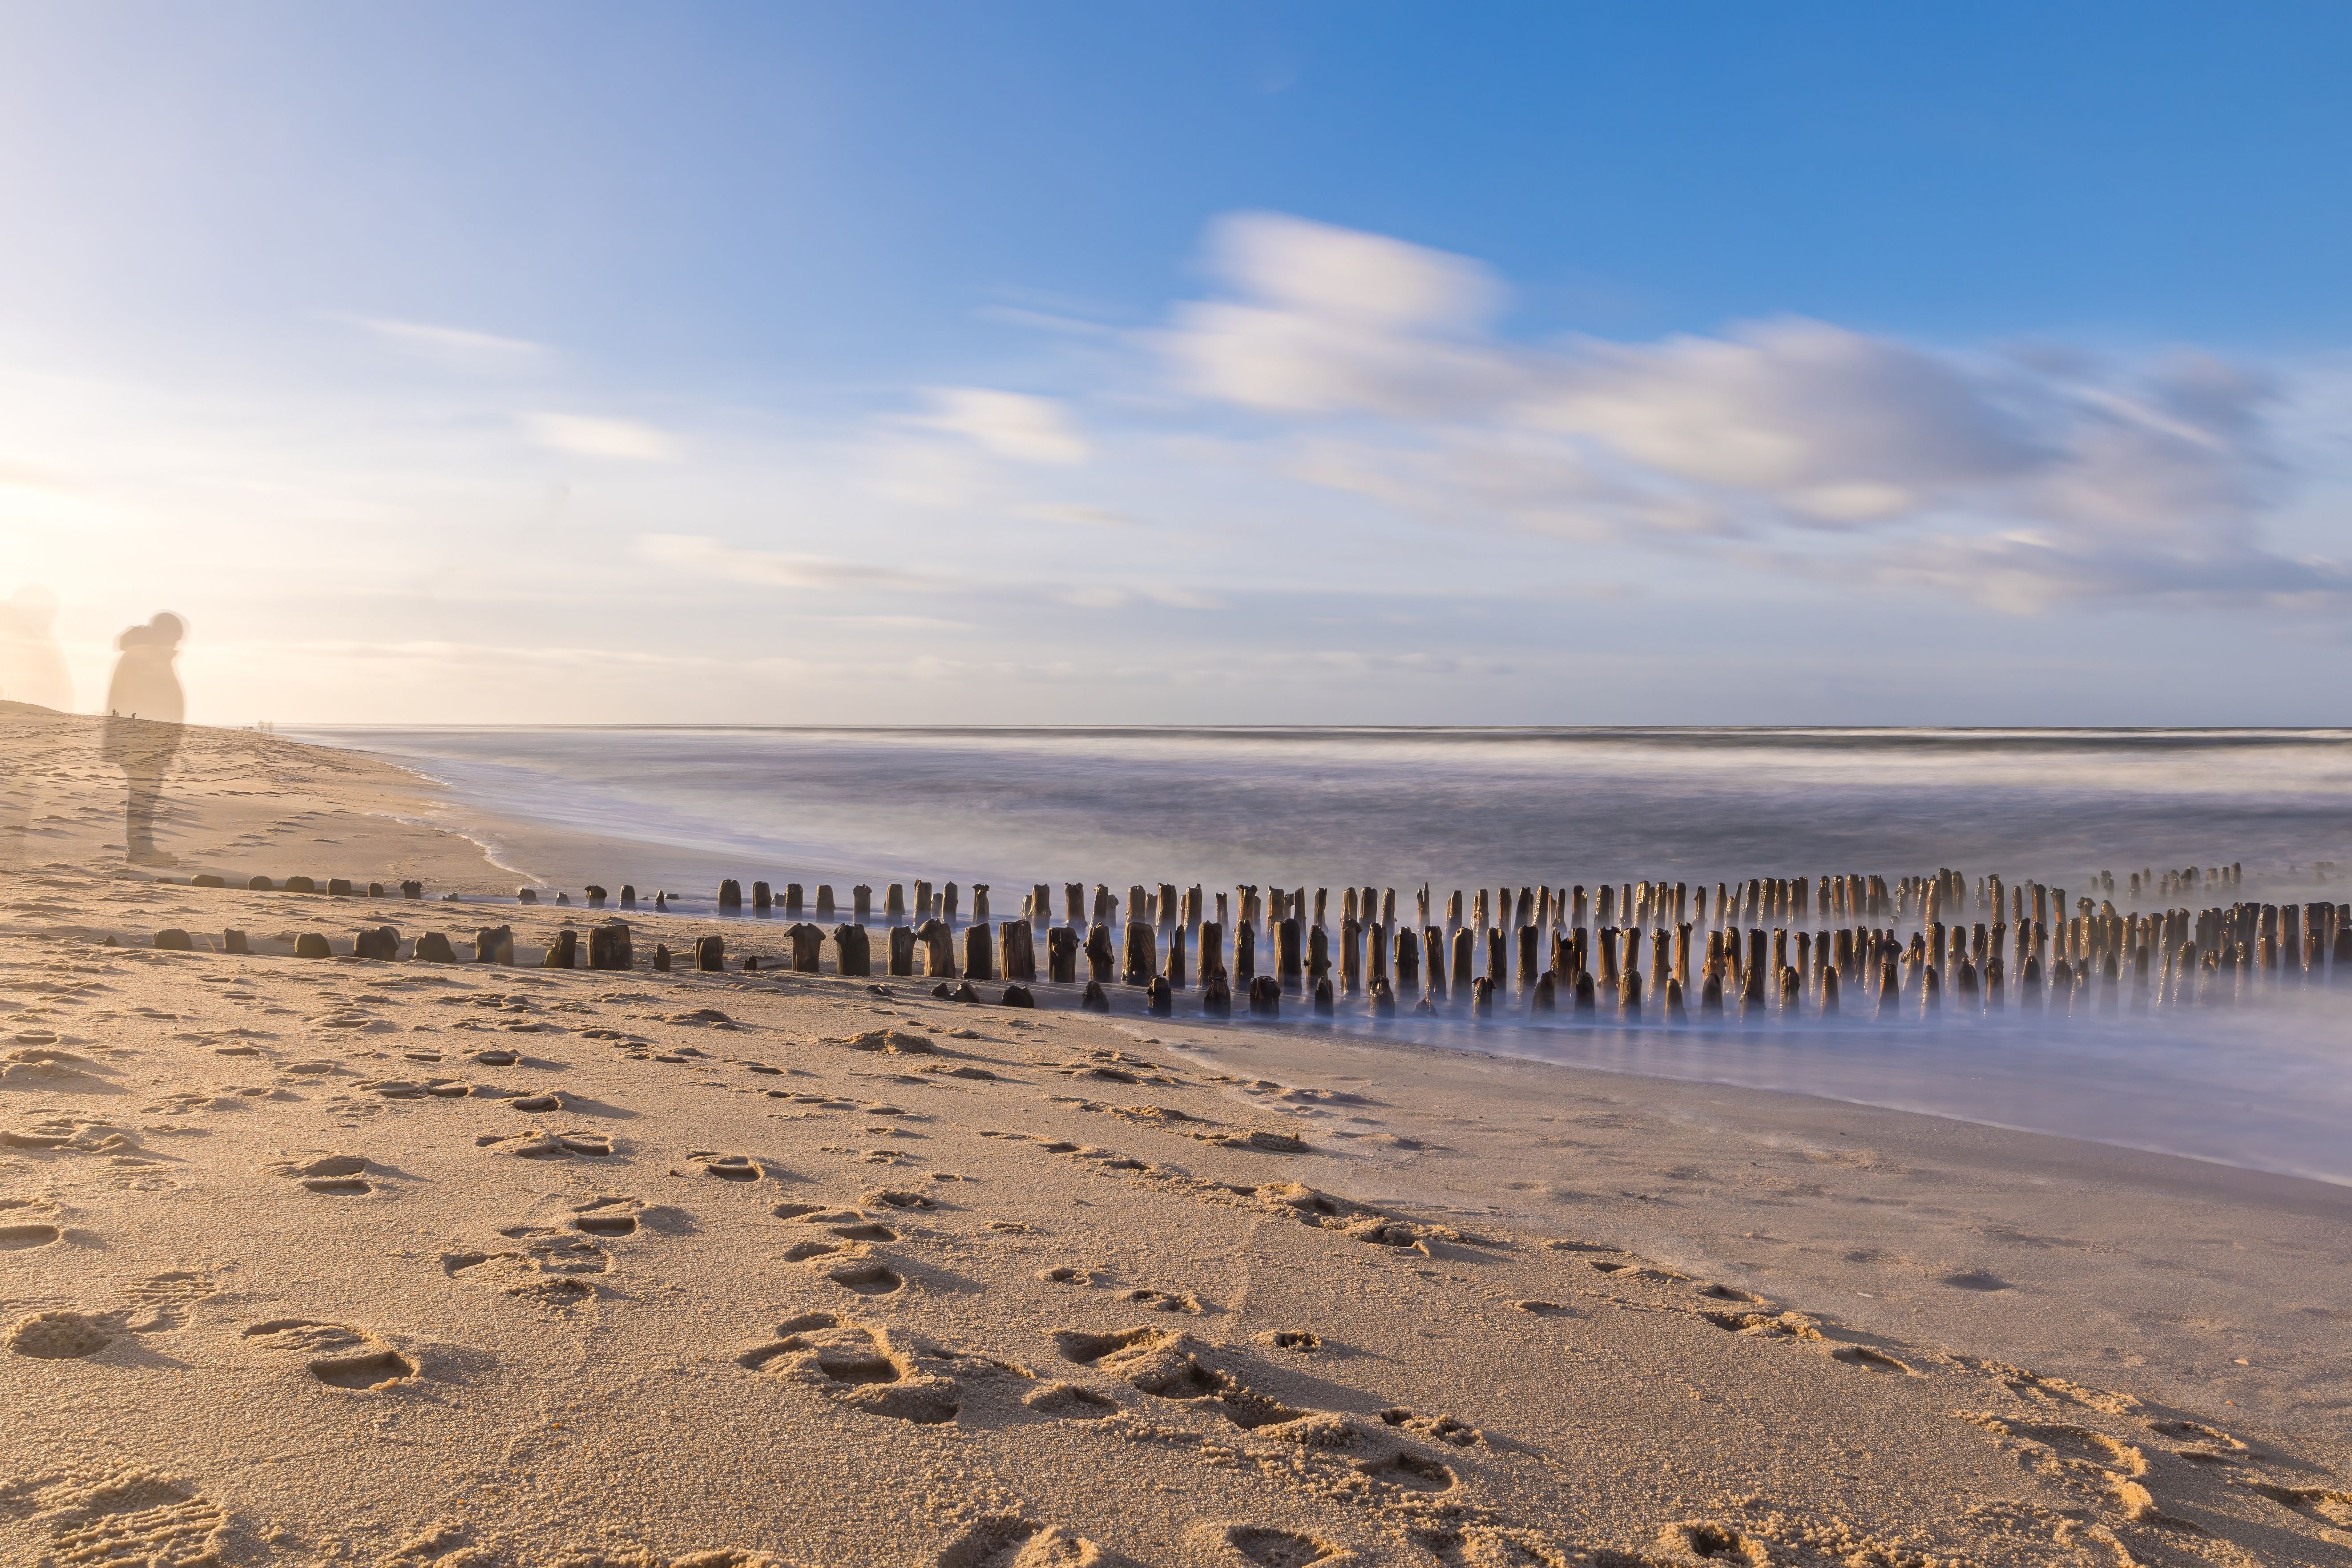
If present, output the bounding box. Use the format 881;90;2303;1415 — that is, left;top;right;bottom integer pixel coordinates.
1147;975;1172;1016
1203;973;1233;1017
1085;924;1116;983
1065;883;1085;926
1249;975;1281;1017
790;922;825;973
1518;925;1539;991
718;879;743;911
917;919;956;977
1472;975;1495;1017
1451;927;1474;995
1394;929;1420;1000
588;923;632;971
1047;926;1078;984
1619;969;1642;1020
539;929;577;969
1081;979;1110;1014
1123;921;1157;985
1198;920;1226;988
889;926;916;978
965;922;995;981
475;925;514;963
1170;927;1188;990
752;880;772;913
834;923;871;977
973;885;989;925
1032;884;1052;931
696;934;726;972
1530;971;1556;1013
1340;918;1362;994
1306;923;1328;994
1277;916;1303;992
999;920;1035;982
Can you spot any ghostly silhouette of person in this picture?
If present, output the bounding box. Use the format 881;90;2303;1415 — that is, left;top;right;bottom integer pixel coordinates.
102;613;187;866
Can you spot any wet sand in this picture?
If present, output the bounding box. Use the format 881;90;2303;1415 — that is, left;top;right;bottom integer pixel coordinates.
3;711;2348;1567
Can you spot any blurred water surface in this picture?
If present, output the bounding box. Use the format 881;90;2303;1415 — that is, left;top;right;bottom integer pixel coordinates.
299;725;2352;1183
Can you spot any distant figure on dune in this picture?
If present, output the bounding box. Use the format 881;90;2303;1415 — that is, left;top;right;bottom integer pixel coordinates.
0;584;74;713
103;613;188;867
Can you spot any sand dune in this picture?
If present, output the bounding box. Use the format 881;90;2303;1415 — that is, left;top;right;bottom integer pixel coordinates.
3;715;2348;1566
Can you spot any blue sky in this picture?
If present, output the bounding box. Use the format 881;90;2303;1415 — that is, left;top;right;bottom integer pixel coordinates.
4;3;2351;724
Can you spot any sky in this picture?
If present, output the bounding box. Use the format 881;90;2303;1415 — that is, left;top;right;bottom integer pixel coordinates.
4;2;2352;726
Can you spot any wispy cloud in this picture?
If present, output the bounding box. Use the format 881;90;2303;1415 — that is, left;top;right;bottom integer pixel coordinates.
918;387;1090;465
343;315;552;373
522;411;680;463
1149;210;2329;612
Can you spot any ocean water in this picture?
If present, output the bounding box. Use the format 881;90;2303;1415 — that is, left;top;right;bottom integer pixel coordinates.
297;725;2352;1183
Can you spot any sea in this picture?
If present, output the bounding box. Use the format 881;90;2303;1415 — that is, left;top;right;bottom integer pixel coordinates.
294;726;2352;1185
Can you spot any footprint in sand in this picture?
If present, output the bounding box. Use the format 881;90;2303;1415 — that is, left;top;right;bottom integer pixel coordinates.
1410;1525;1570;1566
488;1130;611;1159
1210;1524;1347;1566
0;1221;63;1250
1022;1381;1119;1417
242;1318;418;1389
569;1198;643;1237
1053;1328;1302;1430
936;1516;1134;1567
123;1271;218;1330
8;1310;113;1359
686;1152;765;1182
445;1236;610;1305
821;1254;906;1296
738;1312;961;1424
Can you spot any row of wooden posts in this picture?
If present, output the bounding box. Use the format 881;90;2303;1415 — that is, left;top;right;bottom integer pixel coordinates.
502;862;2348;1022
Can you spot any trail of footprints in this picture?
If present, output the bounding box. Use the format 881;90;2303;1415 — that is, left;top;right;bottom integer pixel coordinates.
8;947;2344;1568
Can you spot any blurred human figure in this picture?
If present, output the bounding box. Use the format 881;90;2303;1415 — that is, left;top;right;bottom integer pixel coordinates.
0;584;74;712
103;613;187;866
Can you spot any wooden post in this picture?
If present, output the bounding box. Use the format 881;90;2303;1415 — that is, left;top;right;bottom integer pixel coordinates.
1306;923;1328;994
1394;928;1420;999
1085;924;1116;983
1420;927;1446;1003
588;923;632;971
752;880;772;912
1278;916;1303;992
1820;965;1840;1015
1123;921;1157;985
791;922;824;973
1451;927;1474;994
1170;927;1188;990
973;885;989;925
1249;975;1281;1018
1032;884;1052;931
1234;920;1257;987
965;922;995;981
1340;918;1362;994
889;926;916;977
1046;926;1078;983
1203;973;1233;1017
919;919;957;978
1000;920;1036;982
695;934;726;972
835;924;872;977
1517;924;1539;991
1530;971;1556;1013
1446;889;1464;939
1065;883;1085;926
1620;969;1642;1021
1199;920;1226;988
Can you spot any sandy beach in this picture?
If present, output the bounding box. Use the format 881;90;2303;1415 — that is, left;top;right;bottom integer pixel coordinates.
4;712;2348;1568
